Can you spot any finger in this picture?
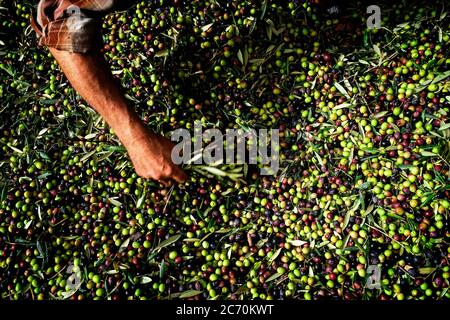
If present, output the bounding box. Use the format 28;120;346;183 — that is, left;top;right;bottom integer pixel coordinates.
172;166;188;184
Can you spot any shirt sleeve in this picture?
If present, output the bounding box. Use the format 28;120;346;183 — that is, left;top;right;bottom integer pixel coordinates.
31;0;132;53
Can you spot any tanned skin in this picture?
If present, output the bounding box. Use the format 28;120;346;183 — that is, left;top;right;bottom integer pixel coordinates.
49;48;187;186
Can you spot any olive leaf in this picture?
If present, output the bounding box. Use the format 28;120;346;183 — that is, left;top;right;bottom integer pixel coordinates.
418;267;437;275
334;103;353;110
139;276;153;284
237;50;244;65
201;23;213;33
84;133;97;140
153;234;182;252
373;44;381;56
334;82;350;100
266;273;282;283
155;50;169;58
119;237;131;252
108;197;123;207
136;187;146;209
342;198;361;230
179;290;203;299
420;150;437;157
438;123;450;131
268;247;282;264
159;261;167;280
287;240;307;247
80;150;96;163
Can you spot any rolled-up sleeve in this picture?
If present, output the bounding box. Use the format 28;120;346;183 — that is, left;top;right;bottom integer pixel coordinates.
31;0;130;53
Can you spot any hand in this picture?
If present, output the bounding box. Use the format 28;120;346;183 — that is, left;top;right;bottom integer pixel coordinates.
125;129;188;186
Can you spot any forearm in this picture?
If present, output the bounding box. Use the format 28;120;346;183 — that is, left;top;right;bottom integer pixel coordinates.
33;1;186;184
49;48;147;147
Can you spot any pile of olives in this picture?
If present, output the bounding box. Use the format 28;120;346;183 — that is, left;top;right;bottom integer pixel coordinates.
0;0;449;300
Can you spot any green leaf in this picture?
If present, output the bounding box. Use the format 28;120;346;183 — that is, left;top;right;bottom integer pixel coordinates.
0;63;14;77
420;151;437;157
394;22;409;32
201;23;213;32
250;58;265;66
373;44;381;56
357;182;370;190
38;152;50;161
0;185;6;203
154;234;181;251
104;145;126;153
24;220;33;230
431;70;450;85
398;164;414;170
237;50;244;65
8;145;23;154
260;0;268;19
287;240;307;247
343;78;353;93
179;290;203;299
362;148;378;154
334;82;350;99
140;276;152;284
37;128;50;137
334;103;353;110
120;237;131;252
266;273;282;282
438;123;450;131
80;150;96;163
155;50;169;58
159;261;166;280
342;199;361;230
61;290;77;300
96;151;114;162
419;267;436;275
84;133;97;140
374;111;389;118
108;198;123;207
308;266;314;277
268;247;282;264
364;204;375;217
36;241;44;258
136;188;146;209
266;44;275;53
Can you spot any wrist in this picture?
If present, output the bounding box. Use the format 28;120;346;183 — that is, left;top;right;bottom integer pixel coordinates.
113;112;148;147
